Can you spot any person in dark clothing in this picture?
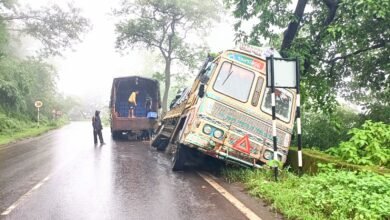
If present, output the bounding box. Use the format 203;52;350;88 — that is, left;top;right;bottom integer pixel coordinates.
92;110;104;144
145;97;152;116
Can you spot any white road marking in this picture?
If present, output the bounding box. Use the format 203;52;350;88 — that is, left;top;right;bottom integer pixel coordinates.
197;172;262;220
1;175;51;216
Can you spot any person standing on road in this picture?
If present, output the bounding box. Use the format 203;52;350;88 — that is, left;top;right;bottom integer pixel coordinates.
92;110;104;145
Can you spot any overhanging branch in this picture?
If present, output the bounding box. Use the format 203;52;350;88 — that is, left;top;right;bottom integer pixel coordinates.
1;14;45;22
280;0;308;57
323;41;387;63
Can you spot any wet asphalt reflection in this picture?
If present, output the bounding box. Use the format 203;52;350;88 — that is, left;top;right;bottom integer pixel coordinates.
0;122;247;220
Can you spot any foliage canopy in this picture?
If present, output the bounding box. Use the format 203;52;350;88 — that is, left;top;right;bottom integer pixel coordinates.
301;106;363;150
225;0;389;113
114;0;220;112
0;0;89;127
0;1;90;56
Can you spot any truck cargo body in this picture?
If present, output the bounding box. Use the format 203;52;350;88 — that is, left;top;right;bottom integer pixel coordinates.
110;76;160;139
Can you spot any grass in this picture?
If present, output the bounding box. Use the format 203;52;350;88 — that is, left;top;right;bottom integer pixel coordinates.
0;119;68;146
222;166;390;220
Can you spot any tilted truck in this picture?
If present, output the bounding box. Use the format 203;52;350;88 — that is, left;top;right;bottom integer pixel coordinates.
152;45;297;171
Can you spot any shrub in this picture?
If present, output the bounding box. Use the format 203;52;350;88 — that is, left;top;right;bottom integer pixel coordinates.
301;106;363;151
223;166;390;220
0;112;29;133
327;121;390;167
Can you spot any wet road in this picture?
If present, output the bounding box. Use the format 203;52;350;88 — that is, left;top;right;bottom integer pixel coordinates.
0;122;264;220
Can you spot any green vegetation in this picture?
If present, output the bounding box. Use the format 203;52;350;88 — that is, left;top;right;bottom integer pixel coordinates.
0;0;89;141
301;106;363;150
0;1;90;57
287;147;390;175
0;114;68;146
225;0;389;116
327;121;390;167
223;166;390;220
228;119;390;219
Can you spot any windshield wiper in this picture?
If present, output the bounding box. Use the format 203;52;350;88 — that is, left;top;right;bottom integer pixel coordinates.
222;63;233;85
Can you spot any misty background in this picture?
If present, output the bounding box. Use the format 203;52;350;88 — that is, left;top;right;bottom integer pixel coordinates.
19;0;235;119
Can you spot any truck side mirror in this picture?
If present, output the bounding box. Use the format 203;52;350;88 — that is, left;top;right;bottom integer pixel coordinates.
200;75;209;83
198;84;205;98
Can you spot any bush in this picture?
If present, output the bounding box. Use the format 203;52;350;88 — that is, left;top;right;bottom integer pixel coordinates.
327;121;390;168
0;111;67;136
223;167;390;220
301;106;363;151
0;112;29;133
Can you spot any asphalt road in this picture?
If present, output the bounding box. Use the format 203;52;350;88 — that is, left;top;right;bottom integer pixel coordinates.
0;122;279;220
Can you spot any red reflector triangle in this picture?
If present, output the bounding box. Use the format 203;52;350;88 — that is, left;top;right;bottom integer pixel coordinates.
232;135;251;154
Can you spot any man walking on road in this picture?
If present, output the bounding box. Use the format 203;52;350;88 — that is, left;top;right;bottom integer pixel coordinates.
92;110;104;144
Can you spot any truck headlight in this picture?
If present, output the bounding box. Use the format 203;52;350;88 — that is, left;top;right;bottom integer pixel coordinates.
263;150;273;160
203;125;212;134
213;129;224;139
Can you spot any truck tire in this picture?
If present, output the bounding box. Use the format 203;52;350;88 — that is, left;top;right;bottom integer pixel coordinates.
112;131;121;140
172;144;187;171
157;139;169;151
151;135;161;148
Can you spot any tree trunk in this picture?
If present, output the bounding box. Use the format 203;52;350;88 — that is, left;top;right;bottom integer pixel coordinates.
162;58;171;114
280;0;308;57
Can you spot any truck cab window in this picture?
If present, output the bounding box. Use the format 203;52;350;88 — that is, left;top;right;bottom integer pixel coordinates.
261;88;293;122
213;62;254;102
251;77;264;106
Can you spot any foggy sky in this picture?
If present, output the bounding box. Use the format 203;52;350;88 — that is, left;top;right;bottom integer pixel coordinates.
24;0;235;104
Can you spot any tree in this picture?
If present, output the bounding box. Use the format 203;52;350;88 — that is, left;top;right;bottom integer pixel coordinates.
0;1;90;56
0;56;58;117
301;106;363;150
225;0;389;113
0;1;89;129
114;0;220;113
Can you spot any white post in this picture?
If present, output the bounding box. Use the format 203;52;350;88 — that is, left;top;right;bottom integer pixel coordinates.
37;107;40;127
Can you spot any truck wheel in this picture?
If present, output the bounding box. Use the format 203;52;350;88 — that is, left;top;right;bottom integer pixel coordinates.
151;136;161;148
112;131;121;140
156;139;168;151
172;144;187;171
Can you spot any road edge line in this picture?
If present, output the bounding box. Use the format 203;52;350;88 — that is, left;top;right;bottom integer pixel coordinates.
197;172;262;220
1;174;52;216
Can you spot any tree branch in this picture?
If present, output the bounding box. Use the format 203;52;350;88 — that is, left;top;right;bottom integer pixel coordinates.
280;0;308;57
5;28;23;32
322;0;339;26
157;22;170;58
1;14;45;21
323;41;387;63
304;0;340;71
167;16;176;58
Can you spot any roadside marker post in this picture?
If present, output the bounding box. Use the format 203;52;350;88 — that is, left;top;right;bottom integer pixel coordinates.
269;56;279;181
34;101;43;127
266;56;302;181
295;57;303;176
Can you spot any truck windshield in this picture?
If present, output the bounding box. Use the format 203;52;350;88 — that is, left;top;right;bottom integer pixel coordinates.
213;62;254;102
261;88;293;122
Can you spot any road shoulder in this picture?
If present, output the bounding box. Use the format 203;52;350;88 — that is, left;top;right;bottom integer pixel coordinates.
199;172;283;220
